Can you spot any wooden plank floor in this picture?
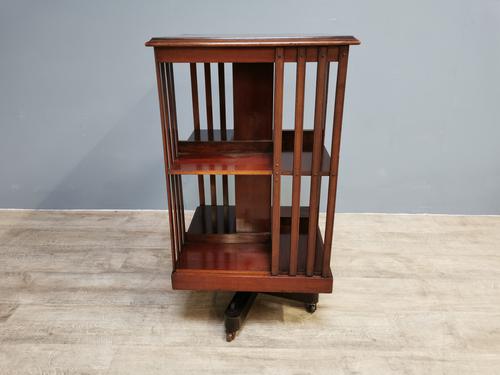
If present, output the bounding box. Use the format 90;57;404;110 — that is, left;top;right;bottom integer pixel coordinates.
0;210;500;374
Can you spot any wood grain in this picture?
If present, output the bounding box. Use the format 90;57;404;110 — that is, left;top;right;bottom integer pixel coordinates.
233;63;273;233
146;35;360;47
203;63;217;206
217;63;229;208
323;46;349;276
271;49;285;275
152;46;342;63
170;153;273;175
289;48;307;276
155;61;177;267
306;47;329;276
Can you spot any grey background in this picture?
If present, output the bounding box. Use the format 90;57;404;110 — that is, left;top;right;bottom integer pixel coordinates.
1;0;499;213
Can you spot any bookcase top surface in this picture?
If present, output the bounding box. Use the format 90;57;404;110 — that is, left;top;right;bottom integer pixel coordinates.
145;34;360;47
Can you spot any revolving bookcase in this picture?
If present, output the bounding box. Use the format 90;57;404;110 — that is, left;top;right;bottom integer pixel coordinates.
146;35;360;341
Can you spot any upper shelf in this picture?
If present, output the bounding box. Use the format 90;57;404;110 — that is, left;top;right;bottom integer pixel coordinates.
170;130;331;176
170;153;273;175
169;151;330;176
146;34;360;48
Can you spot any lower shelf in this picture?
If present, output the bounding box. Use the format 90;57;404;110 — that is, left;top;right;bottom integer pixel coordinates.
176;241;270;272
172;205;333;293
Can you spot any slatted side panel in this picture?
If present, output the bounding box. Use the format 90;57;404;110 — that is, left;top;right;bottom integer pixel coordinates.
271;48;285;276
190;62;235;231
154;58;179;269
166;64;185;247
322;46;350;276
191;62;232;229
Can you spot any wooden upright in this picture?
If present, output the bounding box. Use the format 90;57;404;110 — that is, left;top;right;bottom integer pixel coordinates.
146;35;360;340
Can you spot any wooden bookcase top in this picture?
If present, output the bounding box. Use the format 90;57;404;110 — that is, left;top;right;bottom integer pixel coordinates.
145;34;360;47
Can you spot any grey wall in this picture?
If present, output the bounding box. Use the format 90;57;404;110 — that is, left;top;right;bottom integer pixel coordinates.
1;0;499;213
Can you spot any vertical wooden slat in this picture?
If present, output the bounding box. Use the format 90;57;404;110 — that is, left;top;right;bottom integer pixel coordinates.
166;64;179;158
166;63;184;246
170;175;181;255
306;47;329;276
271;48;284;275
190;63;205;206
322;46;350;277
154;59;177;269
322;62;330;144
204;63;217;206
289;48;306;276
218;64;227;138
218;63;230;232
190;63;201;132
177;175;185;243
218;63;229;208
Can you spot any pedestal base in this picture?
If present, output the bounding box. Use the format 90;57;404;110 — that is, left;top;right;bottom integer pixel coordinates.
223;291;319;341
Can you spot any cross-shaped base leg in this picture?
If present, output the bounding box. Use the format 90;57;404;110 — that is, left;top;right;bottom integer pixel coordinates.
223;291;319;341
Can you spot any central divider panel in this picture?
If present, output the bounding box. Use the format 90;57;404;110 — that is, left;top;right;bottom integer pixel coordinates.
233;63;274;233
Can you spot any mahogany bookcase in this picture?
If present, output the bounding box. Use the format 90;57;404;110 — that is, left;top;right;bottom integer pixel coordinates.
146;35;360;341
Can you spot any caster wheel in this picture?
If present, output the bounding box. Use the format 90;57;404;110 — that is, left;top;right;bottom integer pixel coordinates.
226;332;236;342
305;303;317;313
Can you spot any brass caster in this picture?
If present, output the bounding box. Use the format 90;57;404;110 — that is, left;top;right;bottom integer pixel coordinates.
226;331;236;342
305;303;317;313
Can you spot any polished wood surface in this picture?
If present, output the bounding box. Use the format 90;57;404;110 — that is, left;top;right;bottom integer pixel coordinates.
185;205;270;244
189;63;206;206
232;63;273;140
233;63;273;233
148;35;358;295
154;61;177;269
146;34;360;47
172;270;332;293
173;204;328;291
176;242;270;272
170;153;273;175
177;130;331;175
271;48;285;275
172;151;330;175
235;175;272;232
306;47;329;276
290;48;307;276
279;228;325;276
202;63;217;206
218;63;229;207
153;46;342;63
322;45;350;277
183;129;319;147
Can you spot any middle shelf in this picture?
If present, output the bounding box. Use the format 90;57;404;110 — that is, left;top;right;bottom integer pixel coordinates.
169;129;332;176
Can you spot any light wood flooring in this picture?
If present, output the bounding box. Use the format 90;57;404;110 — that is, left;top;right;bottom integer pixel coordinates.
0;210;499;374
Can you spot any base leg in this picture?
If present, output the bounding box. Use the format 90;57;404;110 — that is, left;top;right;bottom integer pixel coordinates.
264;292;319;313
224;292;257;342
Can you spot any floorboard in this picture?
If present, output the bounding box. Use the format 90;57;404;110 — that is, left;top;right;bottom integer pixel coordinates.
0;210;499;374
